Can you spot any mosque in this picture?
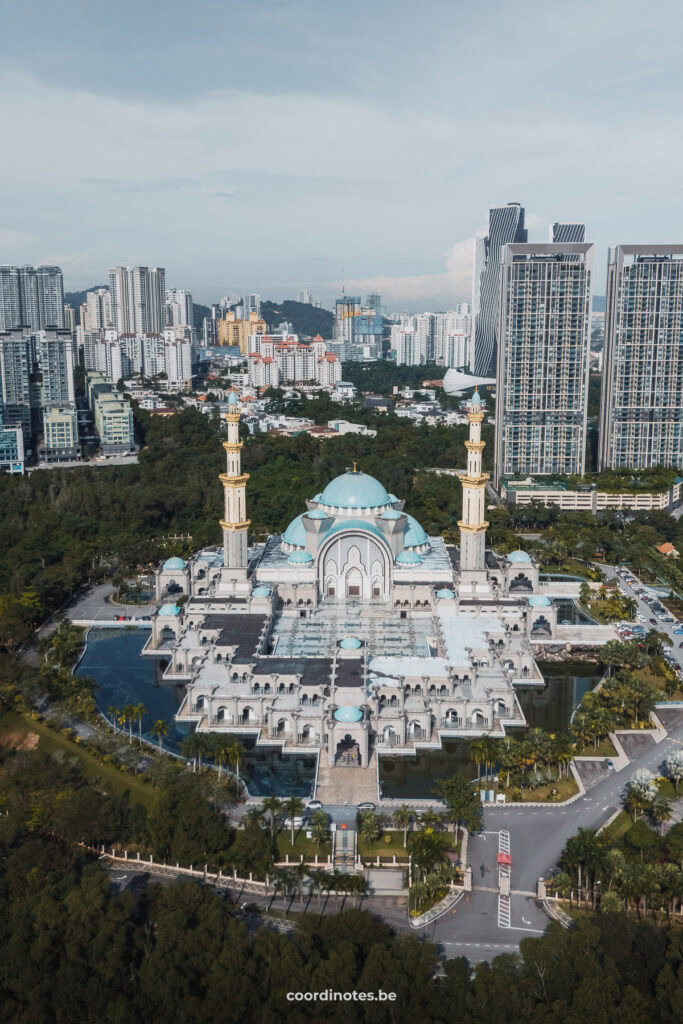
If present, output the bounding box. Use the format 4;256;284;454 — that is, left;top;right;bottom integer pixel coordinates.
144;390;560;797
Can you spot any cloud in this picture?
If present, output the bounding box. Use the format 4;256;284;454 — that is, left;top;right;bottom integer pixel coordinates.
83;176;200;192
344;235;479;308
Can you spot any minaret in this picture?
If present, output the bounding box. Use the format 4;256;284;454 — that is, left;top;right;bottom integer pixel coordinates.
217;391;250;595
457;389;490;594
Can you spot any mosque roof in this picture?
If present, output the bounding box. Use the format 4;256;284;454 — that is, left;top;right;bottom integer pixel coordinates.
339;637;362;649
396;550;422;565
306;509;329;520
163;556;187;570
404;514;429;547
158;603;180;615
319;470;391;509
381;510;402;520
227;391;239;406
287;551;314;564
251;586;271;597
528;595;551;607
507;550;532;563
325;519;391;546
435;588;456;600
282;514;307;546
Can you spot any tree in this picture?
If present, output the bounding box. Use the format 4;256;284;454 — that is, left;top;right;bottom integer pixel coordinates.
561;828;605;891
624;819;659;860
212;736;233;778
600;889;623;914
311;809;329;847
393;804;412;847
134;702;146;742
107;705;120;733
643;629;671;658
650;794;673;836
579;582;592;607
261;796;282;841
180;733;200;771
151;720;167;750
227;739;245;790
284;796;304;846
408;829;450;882
359;811;380;845
434;774;483;834
624;768;658;821
664;749;683;792
469;737;487;789
123;703;136;744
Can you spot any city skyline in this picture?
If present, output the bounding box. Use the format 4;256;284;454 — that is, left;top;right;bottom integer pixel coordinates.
3;1;683;307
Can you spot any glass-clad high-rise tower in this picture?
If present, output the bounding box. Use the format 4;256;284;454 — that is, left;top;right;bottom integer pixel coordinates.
472;202;527;377
599;245;683;470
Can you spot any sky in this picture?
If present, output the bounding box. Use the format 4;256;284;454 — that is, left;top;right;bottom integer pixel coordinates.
1;0;683;310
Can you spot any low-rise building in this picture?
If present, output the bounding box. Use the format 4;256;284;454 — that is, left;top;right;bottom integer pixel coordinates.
501;476;683;514
39;405;80;463
0;423;24;473
86;371;135;454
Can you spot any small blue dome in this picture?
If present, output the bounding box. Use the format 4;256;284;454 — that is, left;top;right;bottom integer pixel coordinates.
404;514;428;547
319;471;390;509
252;586;271;597
158;603;180;616
388;494;398;502
471;389;481;405
436;588;456;600
307;509;329;520
228;391;239;406
507;550;532;564
163;557;186;570
381;510;402;520
528;595;551;607
396;550;422;565
339;636;362;649
288;551;313;564
334;706;363;723
282;514;307;547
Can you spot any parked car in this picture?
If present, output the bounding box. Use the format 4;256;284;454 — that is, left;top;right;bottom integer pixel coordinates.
606;759;615;771
306;800;323;811
357;802;376;812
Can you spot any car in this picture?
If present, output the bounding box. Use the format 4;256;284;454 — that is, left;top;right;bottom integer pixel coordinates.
650;618;658;625
357;802;376;812
606;759;615;771
662;616;675;623
305;800;323;811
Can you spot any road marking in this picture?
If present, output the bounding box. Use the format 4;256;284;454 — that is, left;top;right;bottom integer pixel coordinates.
497;895;511;928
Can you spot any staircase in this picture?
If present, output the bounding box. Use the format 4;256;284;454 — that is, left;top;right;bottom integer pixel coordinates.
332;828;357;873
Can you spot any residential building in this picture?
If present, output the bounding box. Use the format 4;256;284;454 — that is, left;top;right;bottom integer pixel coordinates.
63;305;76;333
86;371;135;453
83;288;112;330
333;295;382;360
0;328;34;439
217;310;266;353
599;245;683;470
109;266;166;334
391;307;472;367
0;422;24;473
40;405;80;463
0;265;65;329
494;242;593;487
242;293;261;318
165;288;193;327
297;288;312;304
37;328;75;406
472;202;527;376
247;333;340;389
551;223;586;244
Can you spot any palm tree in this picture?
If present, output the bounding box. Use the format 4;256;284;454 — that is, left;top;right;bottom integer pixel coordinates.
151;720;167;750
408;830;450;883
480;735;500;788
227;739;245;790
419;809;445;832
284;796;304;846
261;795;282;841
469;737;487;789
498;739;520;789
107;705;120;734
311;809;329;847
359;811;380;846
135;703;146;742
212;736;233;778
123;703;136;744
651;794;673;836
181;733;200;770
393;805;412;847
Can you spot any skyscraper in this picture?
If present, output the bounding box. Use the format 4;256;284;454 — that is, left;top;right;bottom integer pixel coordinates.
599;245;683;470
0;265;64;329
0;329;34;439
84;288;112;330
551;223;586;243
333;295;382;360
472;203;527;376
109;266;166;334
494;243;593;487
165;288;193;327
37;329;75;406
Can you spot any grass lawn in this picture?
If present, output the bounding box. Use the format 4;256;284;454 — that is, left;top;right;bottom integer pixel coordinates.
0;710;158;811
275;831;331;860
499;777;579;803
602;810;633;841
574;737;618;758
358;830;461;861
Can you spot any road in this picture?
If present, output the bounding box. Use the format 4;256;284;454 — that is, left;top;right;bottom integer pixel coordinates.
65;582;158;623
428;705;683;963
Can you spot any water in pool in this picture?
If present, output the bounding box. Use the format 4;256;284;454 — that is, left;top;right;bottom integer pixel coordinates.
76;628;317;798
378;661;604;799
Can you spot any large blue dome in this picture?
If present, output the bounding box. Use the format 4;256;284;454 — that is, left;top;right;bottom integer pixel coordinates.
404;514;428;547
319;471;391;509
282;514;307;547
507;550;532;564
163;557;187;570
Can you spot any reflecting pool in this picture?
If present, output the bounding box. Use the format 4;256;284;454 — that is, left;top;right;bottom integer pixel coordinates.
76;628;317;798
378;660;604;799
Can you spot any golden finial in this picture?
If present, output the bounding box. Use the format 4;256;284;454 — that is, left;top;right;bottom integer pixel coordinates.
352;461;358;472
